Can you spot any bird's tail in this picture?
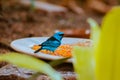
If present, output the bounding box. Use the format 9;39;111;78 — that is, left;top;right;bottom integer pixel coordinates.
34;47;42;53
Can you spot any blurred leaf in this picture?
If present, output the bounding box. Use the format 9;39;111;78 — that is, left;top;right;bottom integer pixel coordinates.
49;57;70;67
72;46;94;80
71;18;98;80
0;53;63;80
95;7;120;80
87;18;101;47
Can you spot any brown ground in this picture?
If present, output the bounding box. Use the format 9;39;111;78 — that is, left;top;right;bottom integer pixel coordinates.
0;0;111;80
0;0;103;52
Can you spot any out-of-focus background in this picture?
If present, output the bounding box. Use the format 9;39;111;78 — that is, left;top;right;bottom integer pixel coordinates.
0;0;119;80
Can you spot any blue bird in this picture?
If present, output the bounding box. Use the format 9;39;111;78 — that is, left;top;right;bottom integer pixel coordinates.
34;32;64;53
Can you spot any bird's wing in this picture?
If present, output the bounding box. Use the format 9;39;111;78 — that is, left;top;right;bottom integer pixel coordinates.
42;40;60;47
41;37;58;45
35;36;62;53
35;39;60;53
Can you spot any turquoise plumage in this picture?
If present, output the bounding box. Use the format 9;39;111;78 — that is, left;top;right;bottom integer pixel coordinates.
34;32;64;53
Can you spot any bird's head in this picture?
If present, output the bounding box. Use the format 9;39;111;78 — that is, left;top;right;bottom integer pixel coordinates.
53;32;64;41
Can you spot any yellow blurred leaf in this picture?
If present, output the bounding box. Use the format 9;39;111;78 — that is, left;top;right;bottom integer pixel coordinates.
0;53;63;80
72;46;94;80
87;18;100;47
95;6;120;80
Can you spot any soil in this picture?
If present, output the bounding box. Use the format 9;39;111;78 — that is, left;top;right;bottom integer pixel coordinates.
0;0;106;80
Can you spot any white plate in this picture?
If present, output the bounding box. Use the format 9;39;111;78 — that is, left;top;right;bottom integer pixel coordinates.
10;37;91;63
